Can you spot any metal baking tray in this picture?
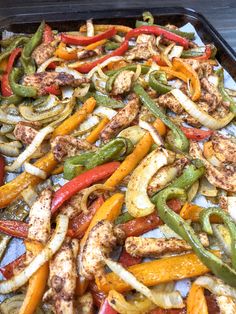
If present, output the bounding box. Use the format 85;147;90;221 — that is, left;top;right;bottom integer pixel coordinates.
0;6;235;79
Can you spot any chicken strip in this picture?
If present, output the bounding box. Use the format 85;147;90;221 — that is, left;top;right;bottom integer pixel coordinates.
126;34;157;60
112;70;135;95
32;42;56;66
77;292;94;314
60;191;85;219
28;188;52;244
51;135;93;162
43;239;79;314
100;95;140;142
14;121;41;145
125;234;209;258
211;133;236;164
23;71;89;96
216;295;236;314
190;141;236;192
79;220;117;280
183;59;213;78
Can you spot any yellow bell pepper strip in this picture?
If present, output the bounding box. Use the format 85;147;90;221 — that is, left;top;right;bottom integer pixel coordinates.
187;283;208;314
86;117;110;144
96;252;218;293
54;42;77;60
77;193;124;295
180;203;221;223
80;24;132;34
51;164;64;175
172;58;201;101
85;39;107;50
19;240;49;314
159;66;189;82
0;97;96;209
104;118;166;188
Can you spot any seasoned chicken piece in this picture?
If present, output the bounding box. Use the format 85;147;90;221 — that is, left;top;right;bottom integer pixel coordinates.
79;220;117;280
183;59;213;78
126;34;157;60
190;141;236;192
51;135;93;162
158;92;184;114
148;157;189;196
201;78;222;104
60;191;85;219
28;188;52;244
32;42;56;66
77;46;102;60
125;234;209;258
14;121;41;145
43;239;79;314
112;70;134;95
100;95;140;142
77;292;94;314
216;296;236;314
211;133;236;164
23;72;89;96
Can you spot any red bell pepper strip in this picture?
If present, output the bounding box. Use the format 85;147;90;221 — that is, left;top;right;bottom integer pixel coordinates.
0;253;26;279
118;212;162;238
51;161;120;213
0;155;5;187
89;282;106;307
167;198;182;213
190;44;212;61
61;27;116;46
75;40;129;73
0;220;28;238
181;126;213;141
67;196;104;238
149;308;186;314
152;55;167;66
125;25;190;49
119;248;142;267
98;299;117;314
1;48;22;97
43;84;61;95
43;24;54;43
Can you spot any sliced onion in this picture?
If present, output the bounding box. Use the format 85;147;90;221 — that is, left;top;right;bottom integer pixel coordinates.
21;185;38;207
118;125;146;145
49;97;76;128
187;180;199;202
5;126;54;172
195;276;236;299
0;214;68;294
97;65;109;80
74;83;90;98
105;258;184;309
212;224;231;257
113;34;124;43
228;196;236;222
0;124;14;134
139;119;164;146
0;294;44;314
208;75;219;87
199;177;218;197
0;143;20;157
144;62;160;82
19;103;64;122
156;36;161;48
133;64;142;81
86;56;124;79
94;106;117;119
74;115;100;136
55;66;83;79
34;94;59;113
168;46;183;60
0;109;24;124
86;19;94;37
37;57;63;73
24;162;47;179
159;224;182;239
171;89;235;129
225;88;236;97
61;86;74;99
81;184;114;213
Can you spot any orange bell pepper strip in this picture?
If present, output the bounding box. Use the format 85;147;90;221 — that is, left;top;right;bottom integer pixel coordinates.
187;283;208;314
172;57;201;101
104;118;166;188
80;24;132;34
159;66;189;82
51;164;64;175
76;193;124;295
180;203;221;223
96;252;220;293
85;39;107;51
54;42;77;60
19;240;49;314
86;116;109;144
0;97;96;209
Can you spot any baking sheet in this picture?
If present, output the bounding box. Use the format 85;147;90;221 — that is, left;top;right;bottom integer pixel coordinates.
0;21;236;302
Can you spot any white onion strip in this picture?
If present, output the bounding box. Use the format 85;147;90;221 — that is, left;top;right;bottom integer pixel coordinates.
87;56;124;79
24;162;47;179
0;214;68;294
55;66;83;79
37;57;64;73
105;258;184;309
133;64;142;81
171;89;234;129
139;120;164;146
86;19;94;37
5;126;54;172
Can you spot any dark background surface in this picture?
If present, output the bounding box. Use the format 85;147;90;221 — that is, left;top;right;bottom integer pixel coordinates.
0;0;235;50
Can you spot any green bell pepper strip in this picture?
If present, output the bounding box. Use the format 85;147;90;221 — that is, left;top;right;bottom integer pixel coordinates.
9;67;38;98
0;36;29;63
105;41;120;51
133;83;189;152
149;70;172;94
154;186;236;287
142;11;154;25
81;92;124;108
115;212;134;225
181;44;217;59
20;21;45;75
64;137;134;180
151;162;205;204
135;20;195;40
0;94;23;105
200;207;236;269
216;68;236;115
105;65;150;92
